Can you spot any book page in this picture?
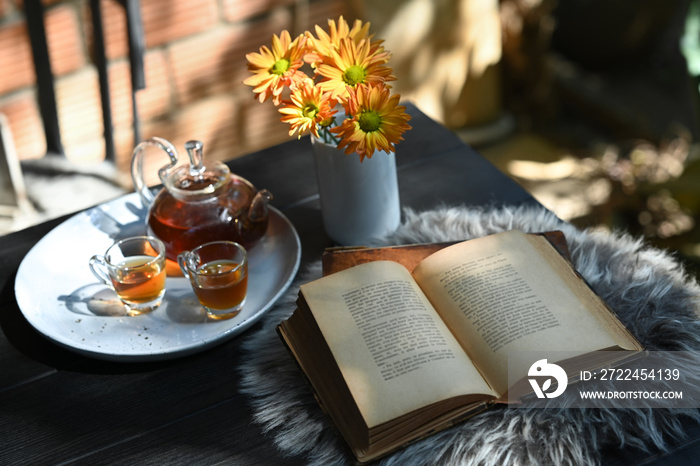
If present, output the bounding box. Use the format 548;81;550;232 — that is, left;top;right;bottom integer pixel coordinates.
412;230;625;396
300;261;496;428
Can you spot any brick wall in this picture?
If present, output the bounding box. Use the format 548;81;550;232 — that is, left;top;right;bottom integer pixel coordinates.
0;0;356;185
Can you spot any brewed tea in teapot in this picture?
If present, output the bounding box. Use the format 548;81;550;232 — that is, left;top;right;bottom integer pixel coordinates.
131;137;272;261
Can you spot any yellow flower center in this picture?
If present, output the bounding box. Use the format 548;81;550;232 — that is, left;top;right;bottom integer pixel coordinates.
358;111;381;133
319;116;334;127
343;65;366;86
271;58;290;75
302;104;319;119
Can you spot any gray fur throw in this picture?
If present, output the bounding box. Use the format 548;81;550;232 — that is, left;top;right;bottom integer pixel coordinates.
239;205;700;465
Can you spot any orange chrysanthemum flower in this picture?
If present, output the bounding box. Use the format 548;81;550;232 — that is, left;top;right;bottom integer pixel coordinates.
278;80;338;139
305;16;382;67
244;31;308;105
331;85;412;161
245;18;411;157
316;38;395;101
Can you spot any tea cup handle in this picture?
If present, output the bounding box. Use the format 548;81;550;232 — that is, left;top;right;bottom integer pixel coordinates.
177;252;191;280
89;255;112;287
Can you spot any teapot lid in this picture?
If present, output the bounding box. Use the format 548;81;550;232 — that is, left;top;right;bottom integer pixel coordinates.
160;140;230;200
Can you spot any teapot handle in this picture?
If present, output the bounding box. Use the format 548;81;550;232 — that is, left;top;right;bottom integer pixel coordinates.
130;137;179;206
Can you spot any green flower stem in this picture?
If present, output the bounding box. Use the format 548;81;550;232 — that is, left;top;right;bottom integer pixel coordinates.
319;125;341;145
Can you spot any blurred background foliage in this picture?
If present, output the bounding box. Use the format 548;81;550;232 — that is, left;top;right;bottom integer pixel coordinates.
455;0;700;277
362;0;700;276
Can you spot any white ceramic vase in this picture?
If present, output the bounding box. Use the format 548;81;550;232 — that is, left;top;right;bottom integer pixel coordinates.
311;136;401;245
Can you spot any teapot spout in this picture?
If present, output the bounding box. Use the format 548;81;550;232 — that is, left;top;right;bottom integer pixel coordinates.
248;189;273;222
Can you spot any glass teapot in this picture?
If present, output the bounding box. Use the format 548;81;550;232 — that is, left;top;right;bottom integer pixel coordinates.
131;137;272;261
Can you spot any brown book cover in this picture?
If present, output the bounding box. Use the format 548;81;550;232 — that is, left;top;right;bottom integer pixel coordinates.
322;231;570;276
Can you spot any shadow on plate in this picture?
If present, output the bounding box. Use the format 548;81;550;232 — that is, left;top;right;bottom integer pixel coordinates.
88;200;148;240
58;284;128;316
59;283;210;323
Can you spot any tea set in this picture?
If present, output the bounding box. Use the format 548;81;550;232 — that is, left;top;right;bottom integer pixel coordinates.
90;137;273;319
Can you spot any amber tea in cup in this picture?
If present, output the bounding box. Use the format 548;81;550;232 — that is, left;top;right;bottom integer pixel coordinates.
178;241;248;320
89;236;166;315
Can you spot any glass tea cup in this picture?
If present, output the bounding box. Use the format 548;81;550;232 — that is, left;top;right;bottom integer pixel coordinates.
178;241;248;320
89;236;167;315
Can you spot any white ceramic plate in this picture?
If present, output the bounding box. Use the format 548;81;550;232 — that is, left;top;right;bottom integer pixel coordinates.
15;192;301;361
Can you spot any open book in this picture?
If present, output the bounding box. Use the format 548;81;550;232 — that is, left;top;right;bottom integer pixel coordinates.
278;230;643;463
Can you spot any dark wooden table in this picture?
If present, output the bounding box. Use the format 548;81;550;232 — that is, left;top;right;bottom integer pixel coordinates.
1;104;697;464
